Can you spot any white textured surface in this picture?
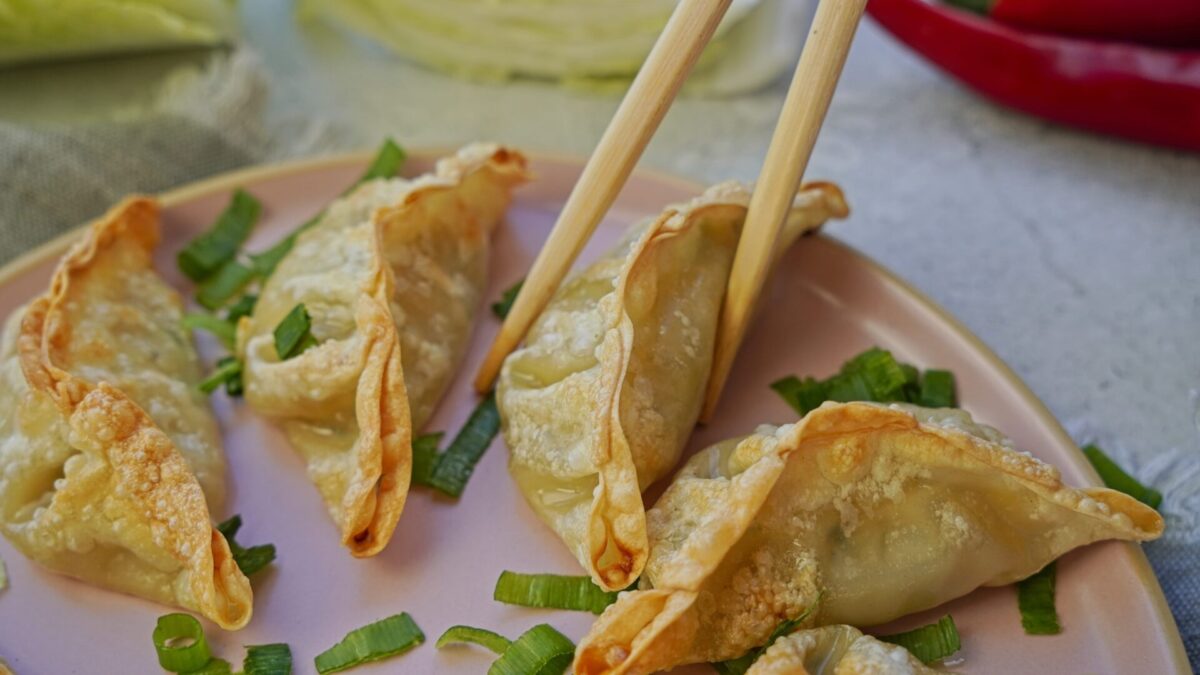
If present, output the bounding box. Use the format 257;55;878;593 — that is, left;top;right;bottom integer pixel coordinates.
243;0;1200;462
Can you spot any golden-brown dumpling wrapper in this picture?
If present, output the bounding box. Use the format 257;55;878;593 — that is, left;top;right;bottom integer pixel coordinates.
575;402;1162;674
745;625;937;675
0;198;251;629
239;144;529;556
498;181;849;590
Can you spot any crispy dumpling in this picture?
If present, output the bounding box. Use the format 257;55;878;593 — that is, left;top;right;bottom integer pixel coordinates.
238;144;529;556
498;181;849;590
0;198;252;629
574;402;1162;674
744;625;937;675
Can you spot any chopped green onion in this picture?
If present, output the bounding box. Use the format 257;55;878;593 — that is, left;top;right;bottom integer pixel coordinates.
425;392;501;498
487;624;574;675
152;613;213;672
183;313;237;350
1017;563;1061;635
273;304;319;360
178;189;262;282
314;613;425;674
899;362;920;399
493;571;620;614
189;659;233;674
878;615;962;663
199;357;243;395
411;432;445;487
216;515;276;577
772;348;958;416
436;626;512;655
825;348;909;403
197;260;258;311
0;554;7;591
243;643;292;675
252;139;406;279
491;279;524;319
357;138;407;183
770;376;828;418
1082;444;1163;509
918;369;957;408
226;293;259;323
223;365;245;397
711;603;817;675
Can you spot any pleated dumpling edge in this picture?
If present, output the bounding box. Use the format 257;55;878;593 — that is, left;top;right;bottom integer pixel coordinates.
499;181;850;591
574;401;1162;674
1;197;252;630
238;144;531;557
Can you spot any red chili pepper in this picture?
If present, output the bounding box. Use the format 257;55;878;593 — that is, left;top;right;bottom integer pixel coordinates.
867;0;1200;152
947;0;1200;47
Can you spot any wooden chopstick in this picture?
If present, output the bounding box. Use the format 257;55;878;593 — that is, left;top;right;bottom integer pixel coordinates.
702;0;868;420
474;0;734;393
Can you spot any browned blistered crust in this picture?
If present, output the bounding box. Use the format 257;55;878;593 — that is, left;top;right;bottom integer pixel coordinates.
239;145;530;557
574;402;1163;674
15;197;252;629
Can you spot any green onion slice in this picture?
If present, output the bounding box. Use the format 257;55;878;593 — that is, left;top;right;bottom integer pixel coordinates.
493;571;620;614
769;375;827;418
183;313;237;350
487;624;574;675
436;626;512;655
772;348;957;416
425;391;500;498
411;432;445;487
0;554;8;591
215;515;276;577
918;369;957;408
226;293;259;323
825;347;909;403
1017;563;1061;635
189;658;233;674
199;357;243;395
314;613;425;674
178;189;262;283
273;304;318;360
243;643;292;675
358;138;407;183
711;603;816;675
252;139;406;279
878;615;962;663
152;613;213;672
491;279;524;319
197;260;257;311
1082;444;1163;509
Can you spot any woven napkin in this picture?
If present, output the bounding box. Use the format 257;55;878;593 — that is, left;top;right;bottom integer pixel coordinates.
0;49;334;266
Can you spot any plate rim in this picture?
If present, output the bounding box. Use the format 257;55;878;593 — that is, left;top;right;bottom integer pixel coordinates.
1;148;1187;672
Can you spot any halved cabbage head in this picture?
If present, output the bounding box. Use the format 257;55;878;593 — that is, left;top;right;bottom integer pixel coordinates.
745;625;936;675
574;402;1163;674
239;144;529;556
0;197;252;630
498;181;849;590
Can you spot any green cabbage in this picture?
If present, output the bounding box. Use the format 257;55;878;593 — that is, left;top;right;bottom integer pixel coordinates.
0;0;237;67
298;0;786;93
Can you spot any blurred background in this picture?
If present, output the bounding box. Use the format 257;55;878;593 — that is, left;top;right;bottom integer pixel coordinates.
1;0;1198;667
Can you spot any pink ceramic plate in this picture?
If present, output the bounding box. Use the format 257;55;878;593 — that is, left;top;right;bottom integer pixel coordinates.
0;152;1186;674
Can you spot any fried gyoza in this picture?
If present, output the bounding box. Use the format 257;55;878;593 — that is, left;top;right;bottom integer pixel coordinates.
498;181;849;590
575;402;1162;673
238;144;529;556
0;198;252;629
